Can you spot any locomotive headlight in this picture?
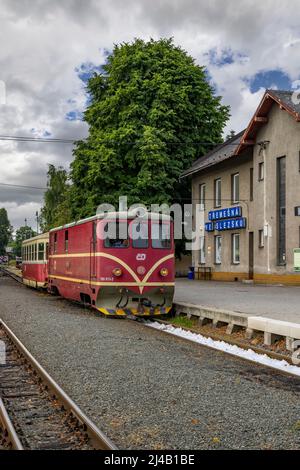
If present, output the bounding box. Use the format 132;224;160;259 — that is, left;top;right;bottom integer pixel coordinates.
160;268;169;277
112;267;122;277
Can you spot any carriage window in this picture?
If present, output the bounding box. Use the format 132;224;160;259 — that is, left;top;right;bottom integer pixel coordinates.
132;221;148;248
34;243;37;261
46;243;49;260
65;230;69;252
38;243;44;261
104;222;129;248
54;233;57;253
151;222;171;249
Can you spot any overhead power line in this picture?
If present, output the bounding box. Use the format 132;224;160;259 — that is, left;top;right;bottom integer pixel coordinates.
0;135;77;143
0;182;47;190
0;134;248;146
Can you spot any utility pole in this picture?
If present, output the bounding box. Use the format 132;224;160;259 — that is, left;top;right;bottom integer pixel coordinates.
36;211;39;235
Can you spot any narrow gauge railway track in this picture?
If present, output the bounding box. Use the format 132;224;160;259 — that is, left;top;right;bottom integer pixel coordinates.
0;267;23;284
0;319;116;450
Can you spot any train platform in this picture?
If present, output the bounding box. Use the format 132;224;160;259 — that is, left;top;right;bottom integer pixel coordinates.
174;279;300;350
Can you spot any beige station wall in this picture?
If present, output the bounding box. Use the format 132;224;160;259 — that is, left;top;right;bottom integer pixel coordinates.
252;102;300;279
191;151;253;281
190;102;300;283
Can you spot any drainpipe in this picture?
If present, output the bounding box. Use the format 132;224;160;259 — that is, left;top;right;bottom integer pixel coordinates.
259;141;271;272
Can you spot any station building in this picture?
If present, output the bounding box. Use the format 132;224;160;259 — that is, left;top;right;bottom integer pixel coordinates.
182;90;300;284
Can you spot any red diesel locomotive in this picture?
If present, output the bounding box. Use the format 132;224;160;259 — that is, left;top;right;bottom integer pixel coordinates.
22;210;175;317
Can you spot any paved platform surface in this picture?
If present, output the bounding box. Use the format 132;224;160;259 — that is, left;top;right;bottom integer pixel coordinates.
174;279;300;323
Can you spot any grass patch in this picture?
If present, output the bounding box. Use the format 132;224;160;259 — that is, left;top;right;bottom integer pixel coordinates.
292;420;300;432
167;315;198;329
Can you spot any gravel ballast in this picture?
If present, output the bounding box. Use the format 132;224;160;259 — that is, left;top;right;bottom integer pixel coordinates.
0;275;300;450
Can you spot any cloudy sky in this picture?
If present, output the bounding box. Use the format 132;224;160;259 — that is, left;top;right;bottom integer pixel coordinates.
1;0;300;230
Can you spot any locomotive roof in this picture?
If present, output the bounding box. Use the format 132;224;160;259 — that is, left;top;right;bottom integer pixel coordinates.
22;232;49;245
50;210;172;232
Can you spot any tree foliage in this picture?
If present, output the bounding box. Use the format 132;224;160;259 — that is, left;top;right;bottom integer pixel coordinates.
14;226;36;256
40;164;71;231
0;208;12;255
70;38;230;219
226;129;236;141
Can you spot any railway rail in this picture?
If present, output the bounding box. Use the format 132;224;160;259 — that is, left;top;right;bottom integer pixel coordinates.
0;266;23;284
0;318;116;450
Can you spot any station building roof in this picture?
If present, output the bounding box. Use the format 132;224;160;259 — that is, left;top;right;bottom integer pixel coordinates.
182;89;300;178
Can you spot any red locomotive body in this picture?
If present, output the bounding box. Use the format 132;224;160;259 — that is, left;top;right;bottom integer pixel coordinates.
21;233;49;288
48;211;175;316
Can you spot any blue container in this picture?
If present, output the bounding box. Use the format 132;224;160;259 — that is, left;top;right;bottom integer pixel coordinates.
187;270;194;280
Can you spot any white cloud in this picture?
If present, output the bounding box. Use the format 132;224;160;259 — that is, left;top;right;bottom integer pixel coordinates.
1;0;300;228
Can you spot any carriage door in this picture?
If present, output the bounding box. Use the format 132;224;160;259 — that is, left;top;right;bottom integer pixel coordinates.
90;221;97;282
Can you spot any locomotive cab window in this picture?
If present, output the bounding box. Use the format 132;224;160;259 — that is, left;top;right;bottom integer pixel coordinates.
151;222;171;249
104;221;129;248
132;221;148;248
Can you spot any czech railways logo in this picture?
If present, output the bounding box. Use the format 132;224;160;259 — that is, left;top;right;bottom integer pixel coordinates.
136;253;146;261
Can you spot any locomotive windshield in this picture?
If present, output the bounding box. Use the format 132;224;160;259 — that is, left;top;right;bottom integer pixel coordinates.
103;219;171;249
104;221;129;248
132;221;148;248
151;222;171;249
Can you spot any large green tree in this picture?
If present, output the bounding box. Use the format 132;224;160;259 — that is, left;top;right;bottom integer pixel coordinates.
0;208;12;255
70;38;230;218
40;164;71;231
14;226;36;256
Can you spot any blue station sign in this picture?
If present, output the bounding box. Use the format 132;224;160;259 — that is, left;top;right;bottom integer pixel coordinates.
205;222;214;232
215;217;247;231
205;206;246;232
208;206;242;221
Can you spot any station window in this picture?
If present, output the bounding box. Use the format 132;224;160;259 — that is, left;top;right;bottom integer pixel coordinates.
231;173;239;204
38;243;44;261
232;233;240;264
199;183;206;211
250;168;254;201
152;222;171;249
54;233;57;253
258;161;264;181
132;221;148;248
104;222;129;248
65;230;69;252
214;235;222;264
214;178;221;208
259;229;264;248
199;236;206;264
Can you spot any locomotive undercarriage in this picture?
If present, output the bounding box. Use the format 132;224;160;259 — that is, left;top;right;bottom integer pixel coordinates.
96;286;174;317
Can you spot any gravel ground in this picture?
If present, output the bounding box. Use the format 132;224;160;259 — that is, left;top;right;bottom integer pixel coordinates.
0;274;300;450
